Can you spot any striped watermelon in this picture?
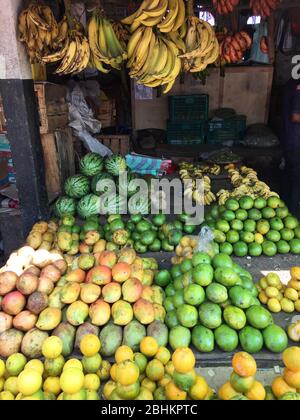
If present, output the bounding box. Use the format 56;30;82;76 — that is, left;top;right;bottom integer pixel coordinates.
54;196;77;217
100;194;127;215
77;194;100;219
105;155;127;176
118;172;139;197
128;196;150;215
65;175;90;198
80;153;104;177
91;172;115;196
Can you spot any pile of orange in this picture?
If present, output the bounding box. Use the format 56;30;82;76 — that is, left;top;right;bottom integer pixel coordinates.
219;352;266;401
271;347;300;400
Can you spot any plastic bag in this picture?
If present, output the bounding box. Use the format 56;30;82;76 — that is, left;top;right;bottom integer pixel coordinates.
195;226;216;255
242;124;279;148
250;23;269;65
68;84;102;134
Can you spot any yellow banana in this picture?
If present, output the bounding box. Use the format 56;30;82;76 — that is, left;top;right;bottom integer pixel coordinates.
158;0;179;33
55;40;77;74
42;38;70;63
127;26;145;58
172;0;186;32
143;0;168;18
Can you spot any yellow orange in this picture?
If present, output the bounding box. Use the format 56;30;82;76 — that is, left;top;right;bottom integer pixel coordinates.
232;352;257;377
172;348;195;374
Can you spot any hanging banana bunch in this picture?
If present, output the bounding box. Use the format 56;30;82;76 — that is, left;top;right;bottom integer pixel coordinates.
127;28;182;94
180;0;220;73
88;12;127;73
122;0;186;34
18;3;64;63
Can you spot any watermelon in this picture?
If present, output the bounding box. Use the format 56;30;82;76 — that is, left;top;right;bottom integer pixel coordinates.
54;196;77;217
118;172;139;197
80;153;104;177
105;155;127;176
100;194;127;215
91;172;115;196
64;175;90;198
77;194;100;219
128;196;150;215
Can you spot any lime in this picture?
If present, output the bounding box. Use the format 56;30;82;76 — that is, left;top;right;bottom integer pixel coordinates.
211;205;220;219
134;241;147;253
256;219;270;235
266;230;281;243
277;240;290;254
173;275;184;291
183;284;205;306
244;219;256;233
248;209;262;221
239;326;264;353
164;297;175;312
254;197;267;210
290;239;300;254
213;229;226;244
223;210;236;222
231;219;244;231
263;325;288;353
294;227;300;239
226;199;240;211
267;196;281;209
206;283;228;304
239;196;254;210
192;264;214;287
262;241;277;257
276;206;289;219
284;216;299;230
246;305;273;329
155;270;172;287
223;306;247;330
169;326;191;350
136;220;152;233
229;286;253;309
173;220;184;230
198;302;222;329
168;229;183;246
173;291;185;308
152;214;167;227
240;231;255;244
180;258;193;273
235;209;248;221
177;213;190;223
226;231;240;244
110;219;125;232
220;242;233;255
141;230;157;246
233;242;248;257
192;252;211;266
214;325;239;352
165;310;179;329
216;220;231;233
183;225;196;234
212;253;233;269
131;232;141;242
170;265;182;279
262;207;276;219
149;239;162;252
177;304;198;328
281;228;295;241
270;217;284;231
248;243;263;257
192;326;214;353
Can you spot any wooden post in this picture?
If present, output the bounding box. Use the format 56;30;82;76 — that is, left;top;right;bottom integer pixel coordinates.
0;0;49;238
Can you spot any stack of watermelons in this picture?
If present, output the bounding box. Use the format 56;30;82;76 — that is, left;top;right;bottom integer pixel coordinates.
54;153;149;219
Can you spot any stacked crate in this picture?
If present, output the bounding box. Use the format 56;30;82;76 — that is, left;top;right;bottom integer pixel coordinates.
207;114;247;145
167;94;209;145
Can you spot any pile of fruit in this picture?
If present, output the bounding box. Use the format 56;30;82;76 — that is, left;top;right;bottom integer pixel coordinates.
270;347;300;400
53;153;150;220
219;352;266;400
0;334;108;400
160;252;288;354
257;270;300;314
205;195;300;257
105;338;213;401
217;165;279;205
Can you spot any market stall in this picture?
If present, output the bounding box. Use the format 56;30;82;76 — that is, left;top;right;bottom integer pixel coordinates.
0;0;300;402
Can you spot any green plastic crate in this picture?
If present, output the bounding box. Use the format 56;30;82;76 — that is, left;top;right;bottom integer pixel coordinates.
169;94;209;122
207;115;246;144
167;121;206;145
